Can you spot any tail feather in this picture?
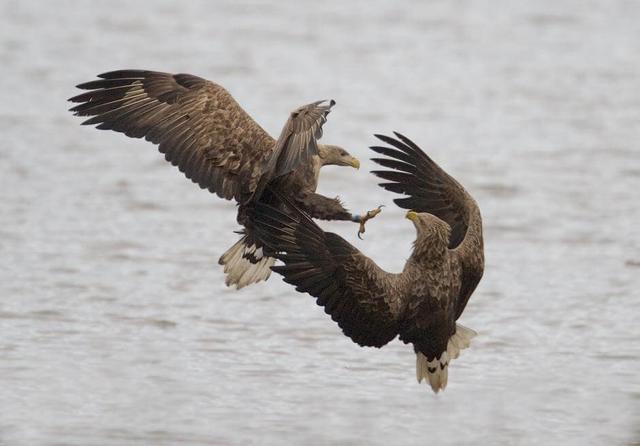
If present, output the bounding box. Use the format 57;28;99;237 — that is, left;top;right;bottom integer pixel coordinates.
446;324;476;360
219;236;275;289
416;323;477;393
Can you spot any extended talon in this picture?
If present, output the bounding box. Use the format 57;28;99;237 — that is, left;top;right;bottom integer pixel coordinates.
357;205;384;239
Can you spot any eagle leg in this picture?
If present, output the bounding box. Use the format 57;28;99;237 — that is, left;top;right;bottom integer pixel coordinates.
356;205;384;239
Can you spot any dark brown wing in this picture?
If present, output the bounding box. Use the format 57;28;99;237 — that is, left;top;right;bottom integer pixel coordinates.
371;132;472;248
253;199;399;348
370;132;484;318
70;70;277;202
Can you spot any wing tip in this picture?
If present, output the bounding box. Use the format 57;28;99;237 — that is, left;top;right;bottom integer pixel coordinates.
376;131;409;142
311;99;336;109
373;133;403;146
97;69;150;79
80;116;100;126
74;81;94;90
373;133;386;141
392;197;412;209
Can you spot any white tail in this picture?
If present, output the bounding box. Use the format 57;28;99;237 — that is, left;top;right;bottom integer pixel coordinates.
218;236;275;289
416;324;477;393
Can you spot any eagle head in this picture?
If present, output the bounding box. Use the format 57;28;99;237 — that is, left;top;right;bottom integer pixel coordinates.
318;144;360;169
406;211;451;250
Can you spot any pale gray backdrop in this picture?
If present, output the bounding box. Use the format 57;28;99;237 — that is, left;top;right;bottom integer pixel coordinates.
1;1;639;445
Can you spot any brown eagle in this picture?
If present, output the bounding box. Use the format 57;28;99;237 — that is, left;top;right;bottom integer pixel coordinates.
69;70;381;288
253;133;484;392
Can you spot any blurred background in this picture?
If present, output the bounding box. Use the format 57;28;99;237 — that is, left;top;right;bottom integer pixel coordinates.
1;0;639;445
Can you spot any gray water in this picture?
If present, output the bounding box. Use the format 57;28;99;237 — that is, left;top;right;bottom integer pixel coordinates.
1;1;639;445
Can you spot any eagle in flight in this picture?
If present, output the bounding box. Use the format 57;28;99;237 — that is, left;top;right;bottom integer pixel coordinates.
69;70;381;288
253;133;484;392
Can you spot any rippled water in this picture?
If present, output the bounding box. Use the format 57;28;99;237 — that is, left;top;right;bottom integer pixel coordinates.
1;1;639;445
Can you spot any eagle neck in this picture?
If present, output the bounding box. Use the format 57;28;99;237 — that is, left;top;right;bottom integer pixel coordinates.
311;155;323;185
406;236;448;271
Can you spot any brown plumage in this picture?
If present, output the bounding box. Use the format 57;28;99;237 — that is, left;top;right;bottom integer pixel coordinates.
253;132;484;392
69;70;365;288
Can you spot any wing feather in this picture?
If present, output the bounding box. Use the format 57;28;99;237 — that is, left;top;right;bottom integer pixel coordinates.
370;132;484;319
268;99;336;180
371;132;475;249
69;70;276;202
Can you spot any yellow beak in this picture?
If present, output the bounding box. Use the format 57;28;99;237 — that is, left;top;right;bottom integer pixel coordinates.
406;210;418;221
349;157;360;169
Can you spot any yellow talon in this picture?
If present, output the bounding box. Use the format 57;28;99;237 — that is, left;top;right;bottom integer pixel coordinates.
357;205;384;239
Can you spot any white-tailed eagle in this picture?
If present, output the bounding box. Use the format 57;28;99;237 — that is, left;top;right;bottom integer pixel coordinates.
69;70;381;288
253;133;484;392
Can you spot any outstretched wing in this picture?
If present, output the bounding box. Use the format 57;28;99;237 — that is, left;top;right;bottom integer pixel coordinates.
69;70;274;201
371;132;484;318
253;199;399;348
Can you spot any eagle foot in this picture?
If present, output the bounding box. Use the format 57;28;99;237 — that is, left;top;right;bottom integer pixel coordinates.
357;205;384;239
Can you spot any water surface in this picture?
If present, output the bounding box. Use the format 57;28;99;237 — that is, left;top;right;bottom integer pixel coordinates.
1;1;639;445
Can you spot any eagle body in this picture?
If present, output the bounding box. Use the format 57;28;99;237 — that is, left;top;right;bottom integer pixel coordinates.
253;133;484;392
235;154;320;226
399;249;459;361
